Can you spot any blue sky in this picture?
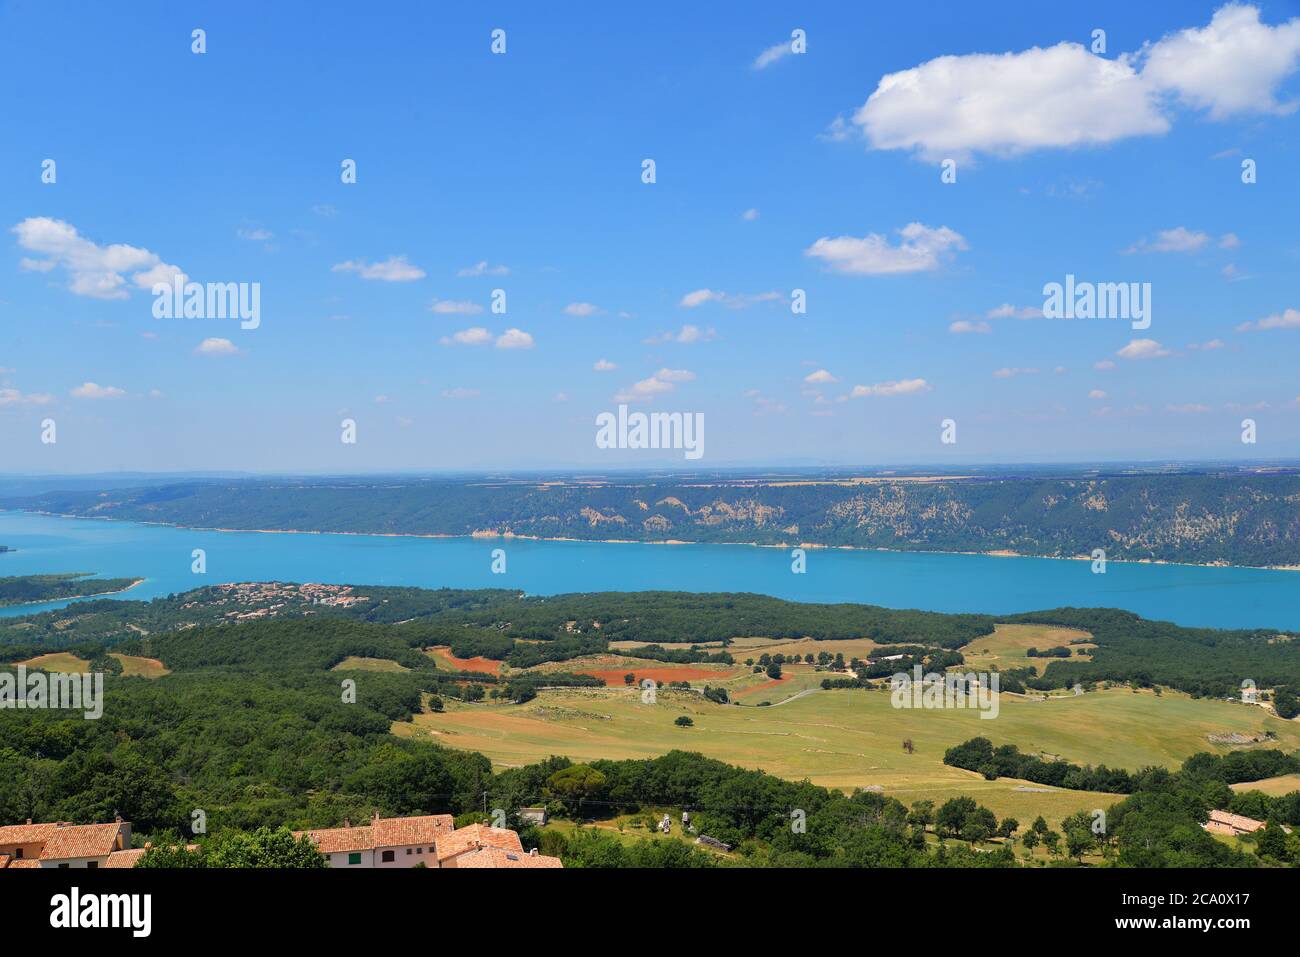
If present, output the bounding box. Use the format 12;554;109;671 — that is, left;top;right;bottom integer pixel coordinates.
2;0;1299;471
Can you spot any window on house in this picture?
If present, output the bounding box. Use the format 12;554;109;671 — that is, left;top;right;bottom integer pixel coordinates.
14;849;22;858
406;848;412;855
416;847;423;854
381;850;395;863
58;863;69;868
347;852;361;865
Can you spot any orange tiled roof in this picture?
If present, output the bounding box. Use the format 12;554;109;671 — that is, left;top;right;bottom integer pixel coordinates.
102;848;146;868
436;824;523;862
373;814;454;848
0;822;62;846
4;858;41;869
297;825;375;855
454;846;563;869
1205;810;1265;833
38;823;125;860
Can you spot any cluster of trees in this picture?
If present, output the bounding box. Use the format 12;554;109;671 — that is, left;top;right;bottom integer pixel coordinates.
0;573;141;607
944;738;1137;793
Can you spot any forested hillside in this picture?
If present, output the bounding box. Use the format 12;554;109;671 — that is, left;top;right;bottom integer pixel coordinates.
9;470;1300;565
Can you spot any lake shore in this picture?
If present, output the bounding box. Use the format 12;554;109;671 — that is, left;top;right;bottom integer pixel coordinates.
11;508;1298;573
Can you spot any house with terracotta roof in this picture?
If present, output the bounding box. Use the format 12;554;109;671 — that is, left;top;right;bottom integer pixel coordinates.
297;815;562;869
0;817;133;868
1203;809;1266;836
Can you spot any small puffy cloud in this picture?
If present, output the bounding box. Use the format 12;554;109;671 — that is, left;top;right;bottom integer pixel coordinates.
850;378;931;397
992;367;1038;378
593;358;617;371
741;208;760;221
441;387;479;399
12;217;185;300
1089;389;1108;399
1218;232;1241;248
1140;4;1300;119
71;382;126;399
495;328;534;349
237;227;273;242
949;319;991;334
613;368;695;403
680;289;723;308
564;302;601;317
1124;226;1210;254
440;327;492;346
1094;359;1117;370
1117;338;1171;359
1237;307;1300;332
1187;338;1226;350
1166;402;1211;413
429;299;483;315
804;369;839;384
805;223;966;275
195;337;239;356
456;260;508;277
332;255;425;281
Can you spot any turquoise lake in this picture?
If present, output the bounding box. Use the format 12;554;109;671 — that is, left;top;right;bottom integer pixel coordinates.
1;509;1298;630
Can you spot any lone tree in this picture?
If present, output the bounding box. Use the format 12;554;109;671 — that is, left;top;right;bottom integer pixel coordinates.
902;739;915;754
675;715;694;727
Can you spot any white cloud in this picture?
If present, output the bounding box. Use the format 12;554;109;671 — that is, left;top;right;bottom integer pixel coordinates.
70;382;126;400
1089;389;1108;399
1237;307;1300;332
1094;359;1117;370
753;38;796;70
332;255;425;282
992;367;1039;378
678;288;783;309
456;260;509;277
804;369;839;384
741;208;760;221
805;223;966;275
429;299;483;315
850;378;931;397
849;5;1300;161
1124;226;1210;254
987;303;1042;320
1218;232;1241;248
613;368;695;403
593;358;618;372
949;319;991;334
495;328;534;349
441;387;479;399
1117;338;1171;359
1140;4;1300;119
12;217;186;300
854;43;1166;160
195;337;239;356
645;324;715;345
440;327;492;346
237;227;273;242
1166;402;1211;413
1187;338;1226;350
564;302;601;317
0;387;54;406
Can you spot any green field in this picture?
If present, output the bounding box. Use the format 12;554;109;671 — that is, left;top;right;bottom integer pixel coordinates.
398;680;1300;823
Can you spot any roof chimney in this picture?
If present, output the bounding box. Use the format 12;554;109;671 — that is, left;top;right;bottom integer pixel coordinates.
343;818;351;828
25;818;31;826
372;812;380;826
530;848;538;856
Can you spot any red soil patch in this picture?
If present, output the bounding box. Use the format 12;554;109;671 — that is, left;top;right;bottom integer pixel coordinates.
426;646;501;675
578;667;740;686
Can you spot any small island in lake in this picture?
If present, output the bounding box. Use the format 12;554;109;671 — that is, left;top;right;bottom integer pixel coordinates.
0;572;143;607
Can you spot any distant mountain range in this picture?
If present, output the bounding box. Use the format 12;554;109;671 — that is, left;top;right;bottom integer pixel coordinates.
6;469;1300;567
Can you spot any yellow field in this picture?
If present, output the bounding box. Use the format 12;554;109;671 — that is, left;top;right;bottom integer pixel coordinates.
13;652;170;679
1231;773;1300;796
331;656;410;672
397;680;1300;824
962;624;1095;676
